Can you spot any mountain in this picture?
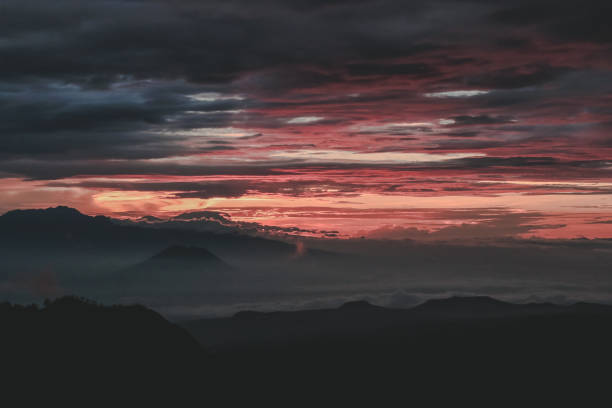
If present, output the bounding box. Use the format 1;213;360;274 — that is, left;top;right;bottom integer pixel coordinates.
116;245;233;291
181;295;612;350
0;206;295;252
5;295;612;404
150;245;229;264
2;296;207;397
0;206;114;240
410;295;612;316
178;295;612;405
0;206;303;272
411;295;523;315
337;299;385;311
0;205;372;310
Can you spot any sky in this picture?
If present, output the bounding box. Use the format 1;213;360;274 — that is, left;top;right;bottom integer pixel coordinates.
1;0;611;240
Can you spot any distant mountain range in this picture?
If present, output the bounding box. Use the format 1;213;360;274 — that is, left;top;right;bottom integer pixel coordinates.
0;206;308;277
0;206;295;255
0;206;339;264
0;206;362;309
181;295;612;350
3;205;612;321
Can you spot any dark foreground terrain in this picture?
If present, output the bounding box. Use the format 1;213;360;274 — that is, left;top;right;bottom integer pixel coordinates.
3;296;612;405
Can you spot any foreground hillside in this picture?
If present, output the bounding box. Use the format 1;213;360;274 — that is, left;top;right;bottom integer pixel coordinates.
1;296;209;401
3;295;612;404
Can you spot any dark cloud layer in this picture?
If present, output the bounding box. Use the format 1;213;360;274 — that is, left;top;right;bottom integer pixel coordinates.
1;0;611;165
0;0;611;240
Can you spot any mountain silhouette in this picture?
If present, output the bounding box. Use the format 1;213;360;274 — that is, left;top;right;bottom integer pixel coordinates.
0;206;113;238
2;296;207;401
411;295;521;315
177;295;612;405
182;295;612;350
4;294;612;404
150;244;227;262
337;299;385;311
0;205;302;266
115;245;233;293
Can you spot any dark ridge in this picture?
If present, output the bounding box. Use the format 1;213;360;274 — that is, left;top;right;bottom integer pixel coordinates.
2;205;84;218
412;296;516;313
151;245;222;261
214;296;612;326
2;296;210;401
173;211;230;222
0;205;98;224
0;205;113;232
337;300;384;311
2;296;207;377
138;215;163;222
122;245;230;274
115;245;233;292
6;295;612;403
231;300;384;320
0;205;299;259
1;205;112;223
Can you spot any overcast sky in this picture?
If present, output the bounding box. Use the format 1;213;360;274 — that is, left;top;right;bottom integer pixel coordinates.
1;0;611;239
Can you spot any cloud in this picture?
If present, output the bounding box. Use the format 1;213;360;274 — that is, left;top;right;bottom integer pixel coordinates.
47;179;371;199
364;212;566;241
269;150;485;164
345;62;438;78
462;65;569;89
0;79;250;159
587;219;612;224
127;208;339;239
286;116;325;124
424;90;491;98
0;0;611;240
448;115;516;125
490;0;612;42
